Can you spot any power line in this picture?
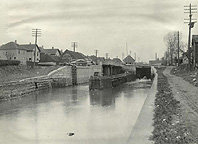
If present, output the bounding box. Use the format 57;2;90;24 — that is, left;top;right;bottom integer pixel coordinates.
71;42;77;52
95;50;98;57
32;28;41;68
184;3;197;70
178;31;180;66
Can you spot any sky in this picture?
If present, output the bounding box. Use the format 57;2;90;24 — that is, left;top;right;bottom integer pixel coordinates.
0;0;198;62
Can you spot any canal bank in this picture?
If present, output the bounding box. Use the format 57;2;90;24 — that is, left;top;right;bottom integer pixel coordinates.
0;65;102;101
127;67;157;144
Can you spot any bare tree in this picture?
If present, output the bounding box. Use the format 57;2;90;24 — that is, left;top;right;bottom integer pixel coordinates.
164;32;177;65
164;32;186;65
4;51;14;60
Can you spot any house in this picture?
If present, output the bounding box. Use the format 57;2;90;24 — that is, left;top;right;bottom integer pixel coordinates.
112;58;122;64
20;43;41;63
192;35;198;67
0;41;41;65
39;53;61;65
39;47;62;65
123;55;135;65
71;59;88;66
0;41;27;65
43;48;62;57
61;49;86;63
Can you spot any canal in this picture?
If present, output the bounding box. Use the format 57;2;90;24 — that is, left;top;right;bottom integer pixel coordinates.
0;80;152;144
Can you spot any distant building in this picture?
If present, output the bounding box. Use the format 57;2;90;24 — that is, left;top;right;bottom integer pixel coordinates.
43;48;62;57
192;35;198;67
149;59;162;66
0;41;27;65
0;41;41;65
123;55;135;65
61;49;86;63
112;58;122;64
20;43;41;63
71;59;88;66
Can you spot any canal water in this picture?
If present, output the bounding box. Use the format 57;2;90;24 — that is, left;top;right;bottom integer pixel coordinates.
0;80;152;144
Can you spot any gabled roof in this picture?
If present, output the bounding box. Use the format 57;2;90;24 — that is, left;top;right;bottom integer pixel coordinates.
0;42;26;50
40;53;61;62
71;59;87;63
62;49;85;60
20;44;41;52
112;58;122;63
123;55;135;63
39;47;46;53
44;49;61;55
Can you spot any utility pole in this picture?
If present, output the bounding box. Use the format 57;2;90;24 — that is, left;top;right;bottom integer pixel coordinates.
177;31;180;66
184;4;197;70
95;50;98;57
32;28;41;68
71;42;77;52
155;53;157;60
126;43;128;56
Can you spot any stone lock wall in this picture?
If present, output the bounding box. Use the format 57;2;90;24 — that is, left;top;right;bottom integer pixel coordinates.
0;65;103;100
76;65;102;84
0;78;52;100
48;66;73;87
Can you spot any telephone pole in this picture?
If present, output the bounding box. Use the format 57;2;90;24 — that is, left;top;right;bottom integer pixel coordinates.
126;43;128;56
184;4;197;70
95;50;98;57
32;28;41;68
71;42;77;52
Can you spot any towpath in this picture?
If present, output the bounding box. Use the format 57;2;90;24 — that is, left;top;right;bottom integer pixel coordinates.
163;66;198;140
127;68;157;144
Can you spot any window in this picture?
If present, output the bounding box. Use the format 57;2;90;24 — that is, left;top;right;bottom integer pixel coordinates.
14;57;16;59
37;52;39;56
29;58;32;61
18;50;20;54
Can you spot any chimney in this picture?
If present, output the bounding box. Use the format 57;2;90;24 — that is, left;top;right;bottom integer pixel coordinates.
15;40;17;44
106;53;108;59
42;45;43;48
52;47;54;49
155;53;157;60
29;42;31;45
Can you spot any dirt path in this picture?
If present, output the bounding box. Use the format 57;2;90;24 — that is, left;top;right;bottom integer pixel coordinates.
163;66;198;141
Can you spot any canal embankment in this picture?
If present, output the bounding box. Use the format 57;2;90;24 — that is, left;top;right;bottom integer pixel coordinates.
150;67;195;143
0;65;102;101
127;66;157;144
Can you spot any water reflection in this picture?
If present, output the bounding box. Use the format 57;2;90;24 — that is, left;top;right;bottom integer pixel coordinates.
71;88;78;103
89;89;115;107
0;82;151;144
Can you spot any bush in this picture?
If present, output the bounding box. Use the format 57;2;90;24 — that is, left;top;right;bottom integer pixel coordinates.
0;60;20;66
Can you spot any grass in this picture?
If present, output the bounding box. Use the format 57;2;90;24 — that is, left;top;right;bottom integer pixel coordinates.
150;67;195;143
171;64;198;87
0;65;60;84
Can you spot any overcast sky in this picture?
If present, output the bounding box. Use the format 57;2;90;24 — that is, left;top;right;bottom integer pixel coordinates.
0;0;198;62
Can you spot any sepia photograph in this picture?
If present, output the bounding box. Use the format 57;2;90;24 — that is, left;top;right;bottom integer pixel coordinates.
0;0;198;143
